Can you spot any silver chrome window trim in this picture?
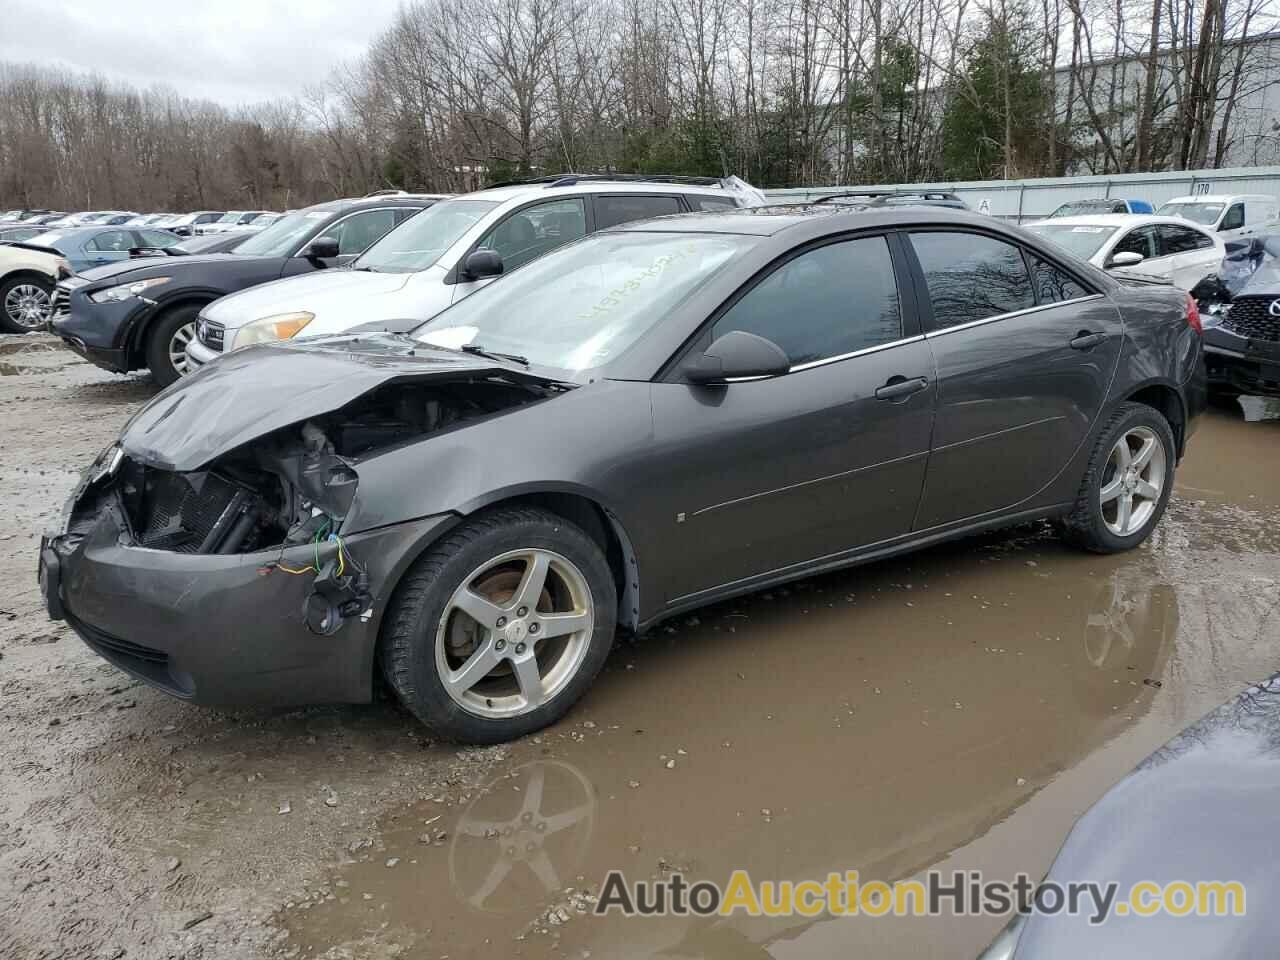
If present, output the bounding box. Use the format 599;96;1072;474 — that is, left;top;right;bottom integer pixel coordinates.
787;333;925;373
923;294;1105;339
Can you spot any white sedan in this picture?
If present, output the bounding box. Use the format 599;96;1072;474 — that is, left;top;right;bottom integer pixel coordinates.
1026;214;1224;291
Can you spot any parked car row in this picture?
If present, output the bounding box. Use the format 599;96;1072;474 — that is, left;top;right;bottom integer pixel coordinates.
36;172;1206;746
1045;193;1280;239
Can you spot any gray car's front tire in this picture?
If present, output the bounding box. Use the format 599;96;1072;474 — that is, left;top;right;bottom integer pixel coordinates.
380;507;616;743
1060;402;1176;554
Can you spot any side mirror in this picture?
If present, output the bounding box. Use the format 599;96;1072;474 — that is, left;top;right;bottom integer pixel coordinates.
305;236;340;260
683;330;791;384
1107;250;1144;268
462;249;504;281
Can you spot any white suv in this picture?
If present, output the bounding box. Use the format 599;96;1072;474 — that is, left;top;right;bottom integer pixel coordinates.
187;176;752;367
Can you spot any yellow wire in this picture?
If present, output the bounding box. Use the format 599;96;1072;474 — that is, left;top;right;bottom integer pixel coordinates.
276;563;315;575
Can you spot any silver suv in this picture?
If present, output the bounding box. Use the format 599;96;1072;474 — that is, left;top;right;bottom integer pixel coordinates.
186;175;752;367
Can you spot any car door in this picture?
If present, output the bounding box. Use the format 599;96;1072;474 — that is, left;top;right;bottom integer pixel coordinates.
1155;223;1220;290
908;230;1123;529
648;233;937;603
450;197;589;304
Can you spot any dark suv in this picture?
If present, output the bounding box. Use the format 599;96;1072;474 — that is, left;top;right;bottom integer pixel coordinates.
51;194;446;384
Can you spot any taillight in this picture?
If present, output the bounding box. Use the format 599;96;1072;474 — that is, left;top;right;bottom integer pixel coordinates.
1185;293;1202;334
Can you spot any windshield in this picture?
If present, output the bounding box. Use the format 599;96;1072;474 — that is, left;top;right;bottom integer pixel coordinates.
1026;223;1118;260
216;212;243;224
232;209;329;257
354;199;498;273
1050;200;1122;217
414;231;753;376
1157;201;1225;225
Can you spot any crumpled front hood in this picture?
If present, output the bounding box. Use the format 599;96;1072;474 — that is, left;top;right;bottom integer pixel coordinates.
202;267;424;332
119;333;559;471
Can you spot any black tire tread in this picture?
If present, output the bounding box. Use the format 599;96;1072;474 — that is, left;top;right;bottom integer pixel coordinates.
144;303;203;386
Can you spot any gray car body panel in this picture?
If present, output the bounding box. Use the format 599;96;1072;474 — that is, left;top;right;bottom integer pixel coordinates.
47;207;1206;707
1004;673;1280;958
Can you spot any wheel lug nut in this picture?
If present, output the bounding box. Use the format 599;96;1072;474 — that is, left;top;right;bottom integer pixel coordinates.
495;616;507;628
515;642;527;655
517;606;528;617
528;622;540;635
496;639;506;651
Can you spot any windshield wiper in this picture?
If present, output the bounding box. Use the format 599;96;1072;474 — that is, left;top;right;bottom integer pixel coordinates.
352;265;379;272
460;343;529;366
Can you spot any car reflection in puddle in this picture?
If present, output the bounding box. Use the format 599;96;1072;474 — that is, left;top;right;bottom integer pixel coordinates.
450;760;596;914
282;542;1192;958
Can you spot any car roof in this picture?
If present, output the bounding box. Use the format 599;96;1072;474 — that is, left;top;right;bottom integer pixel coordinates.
609;204;1020;237
1164;194;1272;203
463;178;738;204
301;194;450;215
1028;213;1211;229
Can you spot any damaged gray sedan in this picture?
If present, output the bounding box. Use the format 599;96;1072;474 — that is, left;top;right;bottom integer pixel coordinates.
39;207;1206;742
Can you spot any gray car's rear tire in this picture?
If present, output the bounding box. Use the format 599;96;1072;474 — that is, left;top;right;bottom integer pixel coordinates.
1059;402;1176;554
380;507;616;743
145;303;202;386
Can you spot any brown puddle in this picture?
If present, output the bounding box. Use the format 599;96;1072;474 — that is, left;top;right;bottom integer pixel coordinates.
278;405;1280;960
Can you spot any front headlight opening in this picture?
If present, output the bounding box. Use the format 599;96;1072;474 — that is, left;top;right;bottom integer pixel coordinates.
233;311;315;349
89;276;170;303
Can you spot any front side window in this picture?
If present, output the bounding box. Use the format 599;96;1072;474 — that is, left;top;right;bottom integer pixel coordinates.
594;194;683;230
911;231;1034;330
712;236;902;366
327;209;398;255
1157;224;1213;255
1111;226;1157;260
87;230;131;252
415;231;753;376
1220;204;1244;231
476;198;587;272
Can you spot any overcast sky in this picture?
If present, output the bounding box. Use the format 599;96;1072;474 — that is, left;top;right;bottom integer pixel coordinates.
1;0;405;106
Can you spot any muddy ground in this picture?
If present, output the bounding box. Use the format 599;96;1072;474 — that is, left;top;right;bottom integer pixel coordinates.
1;331;1277;960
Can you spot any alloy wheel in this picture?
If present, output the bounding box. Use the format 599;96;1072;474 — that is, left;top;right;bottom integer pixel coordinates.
1099;426;1165;537
168;321;196;376
4;284;51;329
435;548;594;719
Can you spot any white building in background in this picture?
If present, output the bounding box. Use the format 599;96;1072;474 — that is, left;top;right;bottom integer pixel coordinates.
1056;30;1280;173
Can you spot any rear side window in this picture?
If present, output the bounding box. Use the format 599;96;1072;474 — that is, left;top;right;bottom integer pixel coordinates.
1029;256;1088;304
692;196;738;212
594;195;683;230
911;231;1035;330
137;230;180;248
1157;224;1213;255
1220;204;1244;231
712;235;901;366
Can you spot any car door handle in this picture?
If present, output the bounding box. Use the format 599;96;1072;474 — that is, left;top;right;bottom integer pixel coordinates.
1070;331;1108;350
874;376;929;401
